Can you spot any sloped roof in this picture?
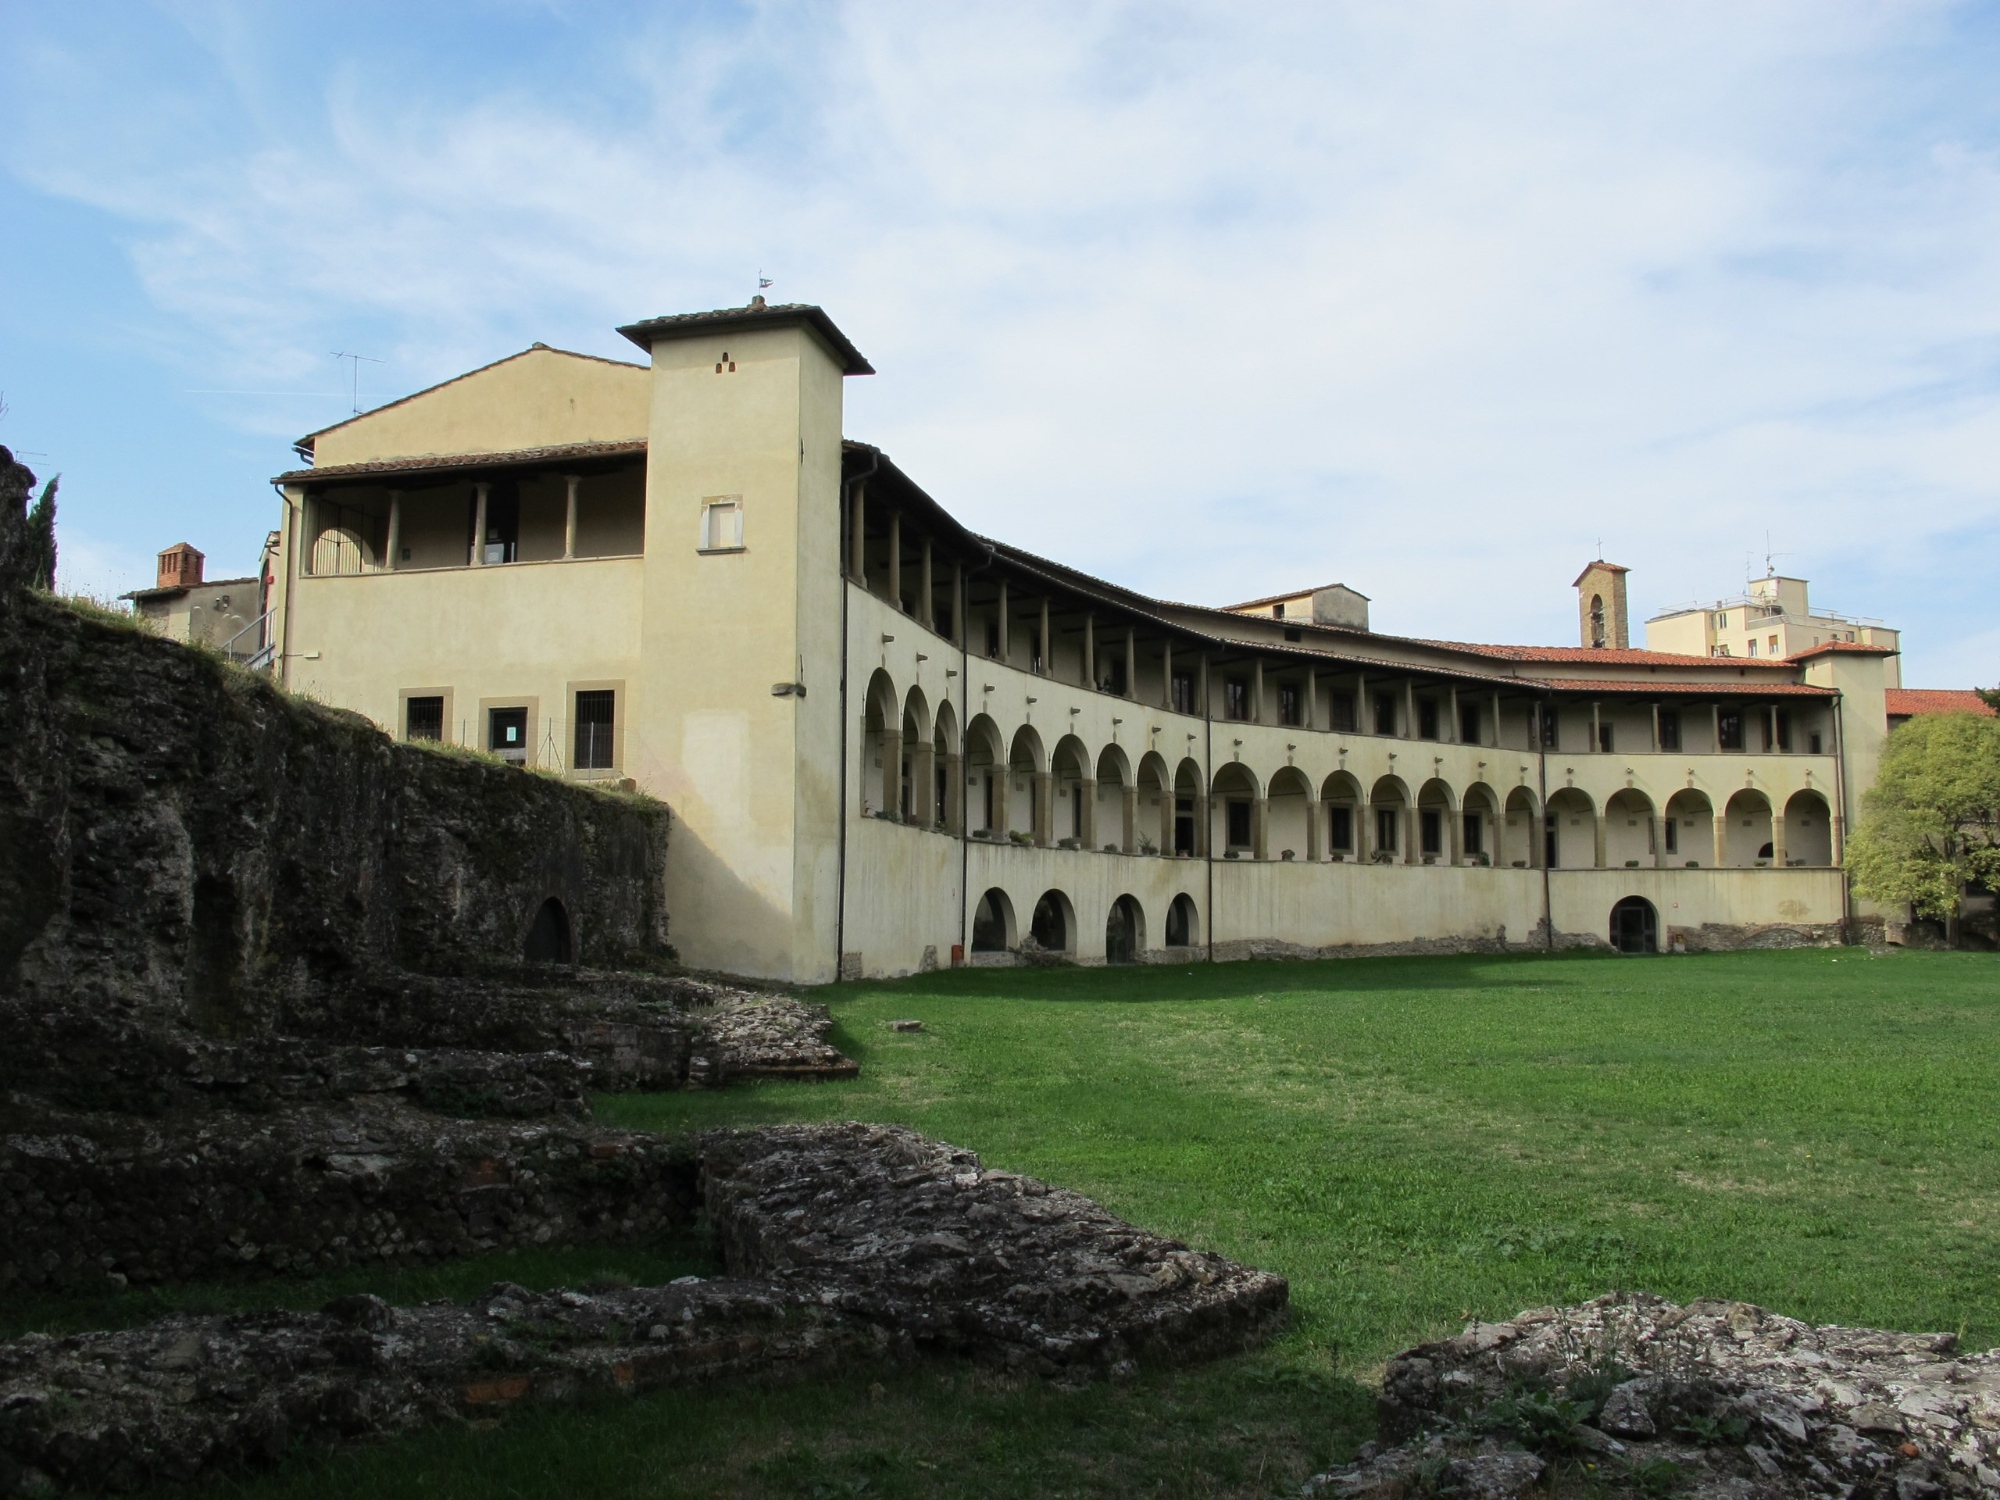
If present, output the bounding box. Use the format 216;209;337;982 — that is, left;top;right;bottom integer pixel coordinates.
1417;641;1793;670
1786;640;1898;661
1886;689;1996;718
1223;583;1370;611
275;439;646;486
617;301;873;375
1534;677;1834;698
1571;560;1630;586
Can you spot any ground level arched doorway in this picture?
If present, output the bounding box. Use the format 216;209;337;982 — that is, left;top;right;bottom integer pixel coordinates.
1105;895;1144;964
1610;896;1658;955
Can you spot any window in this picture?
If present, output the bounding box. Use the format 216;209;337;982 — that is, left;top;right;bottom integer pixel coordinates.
1768;635;1779;655
1658;709;1681;751
1714;612;1729;629
1376;807;1399;852
1459;701;1480;744
1373;693;1397;736
1272;602;1286;619
1462;813;1482;856
405;695;444;742
1418;698;1439;740
1590;594;1606;648
1538;705;1559;750
488;706;529;764
1279;683;1302;727
1225;679;1250;721
1420;810;1442;856
1597;723;1614;754
1718;710;1743;751
1712;644;1731;657
1227;800;1252;848
1745;640;1758;658
574;690;615;770
1171;670;1196;714
1809;731;1823;755
1329;805;1353;851
699;496;744;552
1330;693;1358;733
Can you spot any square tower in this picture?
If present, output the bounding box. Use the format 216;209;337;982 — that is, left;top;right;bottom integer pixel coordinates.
1573;560;1629;649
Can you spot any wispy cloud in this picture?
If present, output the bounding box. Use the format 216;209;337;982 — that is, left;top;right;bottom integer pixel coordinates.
4;0;1998;683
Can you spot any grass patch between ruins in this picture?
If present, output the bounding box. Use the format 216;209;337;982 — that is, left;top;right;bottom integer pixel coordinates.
86;947;2000;1497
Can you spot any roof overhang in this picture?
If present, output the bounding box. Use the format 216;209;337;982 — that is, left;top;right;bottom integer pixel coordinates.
616;302;873;375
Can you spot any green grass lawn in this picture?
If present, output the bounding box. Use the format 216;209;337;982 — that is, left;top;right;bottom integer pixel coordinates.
67;947;2000;1498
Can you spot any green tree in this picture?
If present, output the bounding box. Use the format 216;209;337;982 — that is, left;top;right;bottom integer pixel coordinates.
25;474;56;591
1849;712;2000;944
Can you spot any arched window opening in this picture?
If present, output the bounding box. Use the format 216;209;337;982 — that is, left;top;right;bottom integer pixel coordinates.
1610;896;1658;955
1105;895;1145;965
1590;594;1606;648
1165;893;1199;949
524;897;574;964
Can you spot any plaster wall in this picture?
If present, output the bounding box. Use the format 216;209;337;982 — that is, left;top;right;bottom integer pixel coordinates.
311;349;650;467
1547;868;1846;940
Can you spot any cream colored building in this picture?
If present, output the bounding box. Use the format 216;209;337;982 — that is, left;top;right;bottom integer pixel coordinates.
122;542;267;657
262;299;1898;984
1647;574;1901;684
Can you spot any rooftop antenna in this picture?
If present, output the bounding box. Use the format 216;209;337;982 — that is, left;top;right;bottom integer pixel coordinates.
1761;531;1789;578
330;351;383;415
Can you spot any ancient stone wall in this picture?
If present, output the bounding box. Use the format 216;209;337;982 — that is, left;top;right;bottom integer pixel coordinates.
0;446;670;1031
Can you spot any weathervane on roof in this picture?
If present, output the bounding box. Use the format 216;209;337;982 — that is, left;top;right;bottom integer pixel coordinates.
331;351;383;415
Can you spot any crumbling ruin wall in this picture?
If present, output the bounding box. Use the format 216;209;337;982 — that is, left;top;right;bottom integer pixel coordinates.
0;445;670;1030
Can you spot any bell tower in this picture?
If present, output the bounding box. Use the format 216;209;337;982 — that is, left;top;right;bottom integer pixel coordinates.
1573;560;1629;649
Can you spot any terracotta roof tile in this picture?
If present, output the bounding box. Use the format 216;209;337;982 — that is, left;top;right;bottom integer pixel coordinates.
1886;689;1996;718
1786;640;1898;661
1416;640;1793;670
1534;677;1834;698
275;439;646;485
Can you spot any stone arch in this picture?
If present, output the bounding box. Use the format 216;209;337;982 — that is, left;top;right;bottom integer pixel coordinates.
971;887;1016;953
1544;786;1597;869
901;684;933;743
1105;894;1145;964
964;714;1005;835
1726;788;1774;867
929;700;962;834
1321;770;1364;861
1663;788;1714;868
1052;734;1093;845
1268;765;1313;862
900;688;934;824
1211;760;1262;857
1007;724;1047;841
1610;894;1658;954
1603;787;1657;869
1165;893;1200;949
1369;774;1411;864
1029;888;1074;955
1172;756;1205;856
932;698;960;755
523;896;573;964
861;668;900;817
1784;788;1833;866
1416;777;1456;865
1502;784;1541;869
1460;781;1500;866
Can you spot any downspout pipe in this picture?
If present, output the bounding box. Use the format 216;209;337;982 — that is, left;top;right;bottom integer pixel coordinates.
834;448;880;982
958;544;998;963
1538;691;1554;951
1205;670;1216;965
1831;692;1852;942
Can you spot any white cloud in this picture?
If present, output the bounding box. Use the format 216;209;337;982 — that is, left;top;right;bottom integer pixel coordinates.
6;0;1999;682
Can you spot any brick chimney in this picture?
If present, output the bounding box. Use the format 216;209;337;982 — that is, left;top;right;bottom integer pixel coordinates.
157;542;204;590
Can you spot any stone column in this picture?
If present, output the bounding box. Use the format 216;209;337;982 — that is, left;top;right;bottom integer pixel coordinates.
1253;795;1269;860
1490;693;1502;747
1306;794;1323;861
1078;776;1097;847
1525;802;1542;869
1033;771;1053;846
920;539;934;629
943;752;964;835
1772;809;1788;867
1358;800;1376;862
1083;612;1095;689
385;491;402;571
1040;598;1051;675
1713;814;1729;868
1447;688;1459;742
998;579;1010;661
848;483;866;581
562;476;579;560
1591;701;1602;753
1592;810;1606;868
1403;805;1418;864
888;512;903;610
1253;659;1265;723
1199;654;1211;715
1650;703;1661;752
912;741;936;826
1124;626;1136;699
882;733;901;819
1162;639;1174;709
1195;793;1211;857
1304;671;1317;730
952;563;964;644
1651;815;1667;869
1157;783;1173;855
1448;807;1463;865
471;482;490;567
1124;783;1140;853
1403;680;1416;739
1831;811;1845;866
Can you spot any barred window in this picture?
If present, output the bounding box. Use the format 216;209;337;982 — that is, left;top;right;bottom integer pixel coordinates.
405;696;444;742
574;690;616;770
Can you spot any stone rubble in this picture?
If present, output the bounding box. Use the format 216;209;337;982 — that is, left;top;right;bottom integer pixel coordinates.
1303;1291;2000;1498
0;1123;1289;1494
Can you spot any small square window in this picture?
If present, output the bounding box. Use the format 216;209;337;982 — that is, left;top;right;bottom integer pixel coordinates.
405;695;444;742
699;497;744;552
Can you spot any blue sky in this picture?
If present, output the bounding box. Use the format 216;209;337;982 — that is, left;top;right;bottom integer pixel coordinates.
4;1;1998;686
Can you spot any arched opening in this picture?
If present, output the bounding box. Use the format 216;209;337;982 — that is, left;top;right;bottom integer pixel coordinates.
933;701;961;835
1173;758;1205;856
1784;789;1833;866
1321;770;1363;861
1725;789;1774;867
965;715;1004;836
1368;775;1410;864
1590;594;1606;649
901;687;932;825
1135;751;1170;856
1502;785;1540;868
1603;788;1657;869
1212;761;1262;858
1105;895;1145;964
1544;787;1597;868
1165;893;1199;949
1664;788;1713;867
524;897;573;964
1097;744;1133;853
860;668;898;818
1052;734;1092;846
1460;782;1499;866
1268;766;1313;861
1029;889;1072;953
1416;778;1456;865
1610;895;1658;955
1008;725;1045;842
971;887;1015;952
